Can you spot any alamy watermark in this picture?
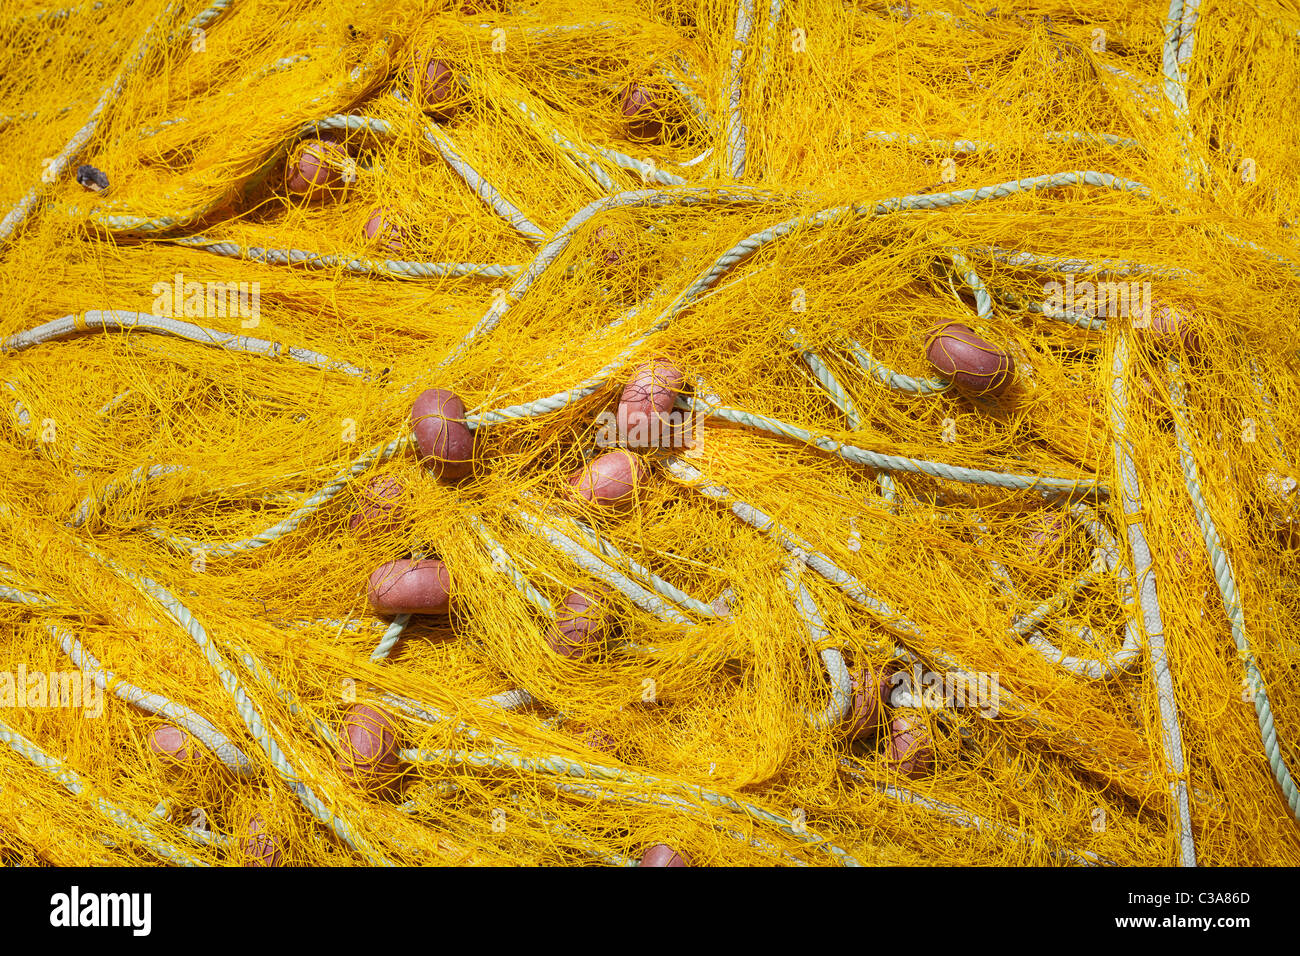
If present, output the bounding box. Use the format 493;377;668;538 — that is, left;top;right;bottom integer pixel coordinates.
1042;276;1152;324
151;272;261;328
888;662;1000;717
50;886;151;935
593;408;704;453
0;664;103;718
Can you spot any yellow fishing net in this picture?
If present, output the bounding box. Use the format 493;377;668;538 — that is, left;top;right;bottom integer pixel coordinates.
0;0;1298;866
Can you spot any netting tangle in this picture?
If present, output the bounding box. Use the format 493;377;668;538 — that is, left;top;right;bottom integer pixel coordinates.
1;0;1299;867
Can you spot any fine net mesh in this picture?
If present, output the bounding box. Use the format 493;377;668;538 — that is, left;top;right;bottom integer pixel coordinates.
0;0;1298;866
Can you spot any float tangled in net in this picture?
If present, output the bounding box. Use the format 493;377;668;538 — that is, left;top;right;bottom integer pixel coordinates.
1;0;1298;866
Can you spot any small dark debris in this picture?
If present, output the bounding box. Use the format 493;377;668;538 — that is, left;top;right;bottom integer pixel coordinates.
346;24;358;40
75;165;109;192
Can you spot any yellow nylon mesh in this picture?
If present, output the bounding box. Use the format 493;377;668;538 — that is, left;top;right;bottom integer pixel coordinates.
1;0;1298;866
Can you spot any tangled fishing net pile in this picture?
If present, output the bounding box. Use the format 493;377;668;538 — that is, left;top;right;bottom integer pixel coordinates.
1;0;1298;867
